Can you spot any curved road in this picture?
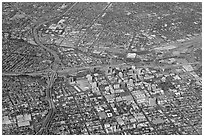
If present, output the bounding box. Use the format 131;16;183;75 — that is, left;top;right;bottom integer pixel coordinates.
33;3;78;134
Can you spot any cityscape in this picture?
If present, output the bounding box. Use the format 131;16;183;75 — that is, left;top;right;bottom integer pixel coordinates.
2;2;202;135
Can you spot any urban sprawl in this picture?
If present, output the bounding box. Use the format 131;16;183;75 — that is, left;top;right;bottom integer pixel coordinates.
2;2;202;135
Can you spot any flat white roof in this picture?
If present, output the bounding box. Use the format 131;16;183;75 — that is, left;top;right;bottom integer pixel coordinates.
127;53;136;58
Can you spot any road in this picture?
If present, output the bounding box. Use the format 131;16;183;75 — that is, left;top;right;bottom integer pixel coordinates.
3;61;200;77
74;3;112;48
33;3;78;134
154;35;201;51
35;3;112;134
32;3;79;69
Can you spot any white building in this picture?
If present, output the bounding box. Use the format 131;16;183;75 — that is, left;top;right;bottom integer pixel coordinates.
127;53;137;58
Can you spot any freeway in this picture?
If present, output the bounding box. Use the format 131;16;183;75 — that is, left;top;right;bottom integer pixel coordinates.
154;35;201;51
32;3;78;134
34;3;113;134
57;61;201;75
2;61;200;77
32;3;79;71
